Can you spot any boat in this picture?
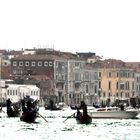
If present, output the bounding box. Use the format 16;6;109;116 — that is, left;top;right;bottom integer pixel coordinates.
88;107;139;119
6;99;21;117
76;114;92;124
75;101;92;124
20;108;38;123
75;110;92;124
7;107;21;117
20;97;38;123
44;105;62;111
44;100;62;111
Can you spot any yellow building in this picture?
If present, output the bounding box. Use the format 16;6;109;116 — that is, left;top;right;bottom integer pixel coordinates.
97;59;135;106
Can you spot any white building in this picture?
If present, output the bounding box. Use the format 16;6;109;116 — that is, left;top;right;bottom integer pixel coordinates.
6;84;40;102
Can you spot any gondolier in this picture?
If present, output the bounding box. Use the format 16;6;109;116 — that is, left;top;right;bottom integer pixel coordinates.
79;101;88;116
20;97;38;123
76;101;92;124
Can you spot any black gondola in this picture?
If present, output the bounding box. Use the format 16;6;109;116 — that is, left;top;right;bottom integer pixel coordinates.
44;105;62;111
6;99;21;117
75;101;92;124
44;100;62;111
76;113;92;124
20;108;38;123
20;97;38;123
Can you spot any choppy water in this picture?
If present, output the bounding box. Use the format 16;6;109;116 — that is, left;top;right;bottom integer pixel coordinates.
0;107;140;140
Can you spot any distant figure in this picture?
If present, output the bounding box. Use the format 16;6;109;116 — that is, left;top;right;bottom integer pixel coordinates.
49;100;54;110
6;99;12;109
120;104;124;111
80;101;88;116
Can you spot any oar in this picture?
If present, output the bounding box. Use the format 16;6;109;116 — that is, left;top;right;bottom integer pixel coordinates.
37;112;48;123
63;112;76;123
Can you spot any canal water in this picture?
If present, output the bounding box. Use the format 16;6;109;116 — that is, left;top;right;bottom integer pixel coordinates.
0;107;140;140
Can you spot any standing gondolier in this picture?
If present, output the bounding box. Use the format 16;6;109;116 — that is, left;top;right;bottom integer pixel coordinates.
79;101;88;116
6;98;12;109
76;101;92;124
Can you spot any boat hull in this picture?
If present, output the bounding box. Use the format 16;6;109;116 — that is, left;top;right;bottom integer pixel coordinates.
7;108;21;117
88;110;139;119
20;109;37;123
76;115;92;124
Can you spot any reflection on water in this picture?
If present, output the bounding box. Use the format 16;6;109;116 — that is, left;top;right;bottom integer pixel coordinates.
0;107;140;140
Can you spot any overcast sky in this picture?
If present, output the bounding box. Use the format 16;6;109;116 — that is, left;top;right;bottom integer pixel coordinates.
0;0;140;62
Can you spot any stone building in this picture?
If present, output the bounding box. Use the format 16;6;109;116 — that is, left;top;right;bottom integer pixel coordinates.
92;59;136;107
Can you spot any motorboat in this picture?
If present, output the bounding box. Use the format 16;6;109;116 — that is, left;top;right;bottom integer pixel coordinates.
88;107;139;119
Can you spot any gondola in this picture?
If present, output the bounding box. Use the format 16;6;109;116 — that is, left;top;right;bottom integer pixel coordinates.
75;101;92;124
44;99;62;111
75;111;92;124
7;107;21;117
6;99;21;117
44;105;62;111
20;108;38;123
20;97;39;123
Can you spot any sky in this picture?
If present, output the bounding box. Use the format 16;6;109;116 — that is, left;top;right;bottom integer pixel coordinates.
0;0;140;62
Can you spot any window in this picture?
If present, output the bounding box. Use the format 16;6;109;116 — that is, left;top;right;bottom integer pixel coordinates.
86;85;88;93
10;90;12;95
15;90;17;95
108;81;111;90
120;92;122;97
109;72;111;77
13;61;17;66
49;61;53;66
25;61;29;66
7;90;9;95
94;85;97;93
99;72;101;77
44;61;48;66
116;82;119;90
128;73;130;77
36;91;38;96
32;61;36;67
85;72;89;80
117;72;119;77
13;70;16;74
132;82;134;90
19;61;23;66
132;73;135;78
99;81;101;88
125;93;127;97
31;91;33;96
38;61;42;66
